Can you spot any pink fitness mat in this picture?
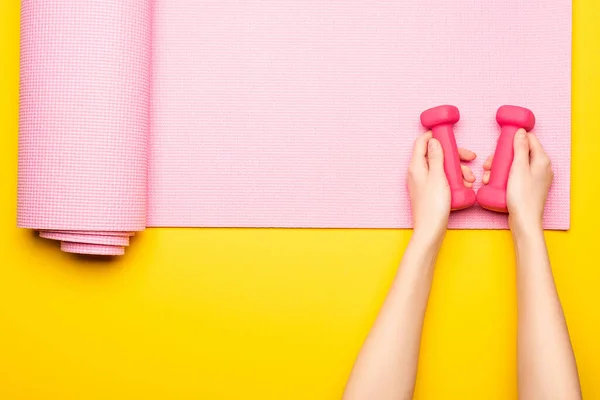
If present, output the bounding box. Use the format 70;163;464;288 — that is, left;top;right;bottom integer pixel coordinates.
18;1;572;255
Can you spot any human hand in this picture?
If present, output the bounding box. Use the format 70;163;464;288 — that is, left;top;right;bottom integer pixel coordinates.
408;131;476;242
482;129;553;237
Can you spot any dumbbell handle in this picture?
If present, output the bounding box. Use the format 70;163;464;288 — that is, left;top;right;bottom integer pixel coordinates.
431;124;475;210
431;123;464;190
486;125;519;189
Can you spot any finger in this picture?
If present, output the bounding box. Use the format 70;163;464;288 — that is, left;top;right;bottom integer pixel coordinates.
411;131;432;159
527;133;547;163
410;131;432;170
512;129;530;167
483;155;493;171
482;170;491;184
463;179;473;189
461;164;475;183
426;138;445;177
458;148;476;162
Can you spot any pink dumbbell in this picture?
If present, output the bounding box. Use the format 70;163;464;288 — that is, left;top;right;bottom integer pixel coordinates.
476;105;535;213
420;105;476;210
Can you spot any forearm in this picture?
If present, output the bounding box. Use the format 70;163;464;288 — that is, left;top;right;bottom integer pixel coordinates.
343;231;441;400
513;228;581;399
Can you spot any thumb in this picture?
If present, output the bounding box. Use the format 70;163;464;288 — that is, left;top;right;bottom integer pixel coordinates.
427;138;445;175
512;129;530;167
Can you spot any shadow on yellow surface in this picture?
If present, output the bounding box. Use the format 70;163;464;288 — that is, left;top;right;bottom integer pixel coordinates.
1;0;599;399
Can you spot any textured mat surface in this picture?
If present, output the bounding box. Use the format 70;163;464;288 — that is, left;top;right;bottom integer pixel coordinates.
18;1;572;254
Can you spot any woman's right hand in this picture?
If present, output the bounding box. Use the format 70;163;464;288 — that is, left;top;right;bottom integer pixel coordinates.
482;129;554;236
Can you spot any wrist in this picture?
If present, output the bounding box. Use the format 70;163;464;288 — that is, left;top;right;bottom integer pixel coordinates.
511;223;545;250
399;229;442;278
411;227;444;253
509;215;544;242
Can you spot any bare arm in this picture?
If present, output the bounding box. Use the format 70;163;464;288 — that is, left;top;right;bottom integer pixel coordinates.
484;130;581;399
513;228;580;399
343;133;477;400
342;233;441;400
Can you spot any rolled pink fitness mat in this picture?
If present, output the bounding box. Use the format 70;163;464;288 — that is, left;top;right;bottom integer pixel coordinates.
18;1;572;255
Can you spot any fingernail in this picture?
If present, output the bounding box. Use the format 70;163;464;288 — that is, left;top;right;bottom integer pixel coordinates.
428;139;440;150
516;129;526;138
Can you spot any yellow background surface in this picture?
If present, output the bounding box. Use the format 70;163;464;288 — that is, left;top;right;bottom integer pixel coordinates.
1;0;599;398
